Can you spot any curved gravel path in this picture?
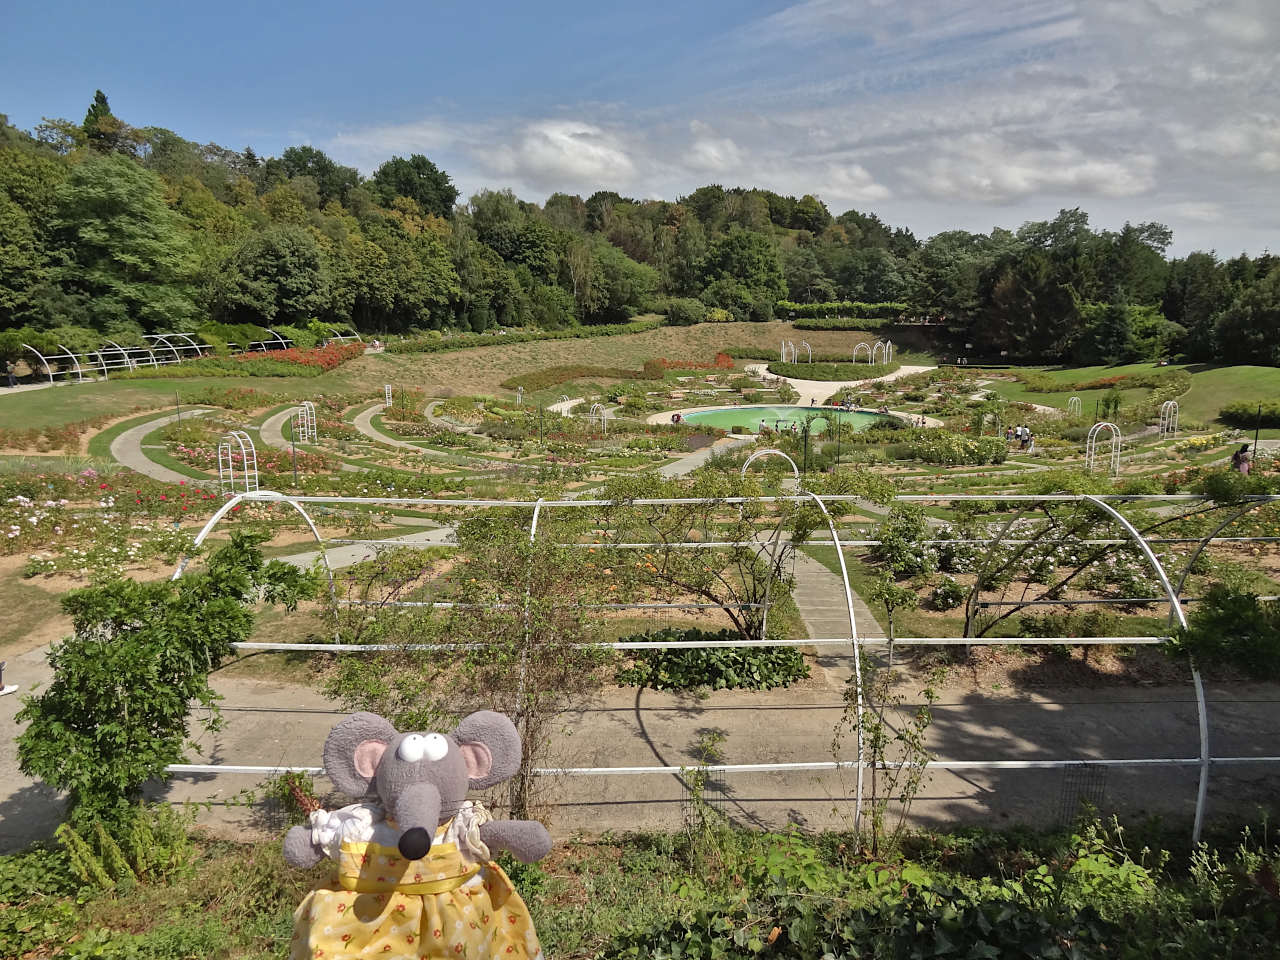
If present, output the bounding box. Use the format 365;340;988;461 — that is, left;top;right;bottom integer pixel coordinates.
108;408;213;484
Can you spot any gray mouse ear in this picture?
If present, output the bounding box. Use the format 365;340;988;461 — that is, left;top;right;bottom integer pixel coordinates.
324;712;397;797
453;711;521;789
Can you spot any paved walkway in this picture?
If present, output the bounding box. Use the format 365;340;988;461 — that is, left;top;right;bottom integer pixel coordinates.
424;400;477;434
108;409;213;484
258;407;294;450
744;362;936;405
657;435;755;477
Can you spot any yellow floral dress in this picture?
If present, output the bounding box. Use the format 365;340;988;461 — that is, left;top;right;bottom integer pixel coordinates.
290;800;543;960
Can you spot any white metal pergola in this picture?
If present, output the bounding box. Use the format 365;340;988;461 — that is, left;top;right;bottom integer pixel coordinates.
851;342;872;364
1067;396;1082;417
166;490;1280;843
292;401;318;443
217;431;260;494
1160;400;1180;438
1085;422;1122;475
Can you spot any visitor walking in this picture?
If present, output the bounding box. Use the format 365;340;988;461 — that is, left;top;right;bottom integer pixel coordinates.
5;360;15;388
759;418;768;434
1231;444;1252;475
1026;432;1035;454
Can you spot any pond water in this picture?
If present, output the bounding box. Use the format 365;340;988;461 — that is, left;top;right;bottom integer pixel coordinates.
676;405;895;435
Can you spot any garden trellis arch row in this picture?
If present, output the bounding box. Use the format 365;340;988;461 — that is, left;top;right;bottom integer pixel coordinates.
168;491;1280;844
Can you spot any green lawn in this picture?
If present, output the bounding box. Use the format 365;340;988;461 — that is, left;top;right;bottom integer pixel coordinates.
987;362;1280;424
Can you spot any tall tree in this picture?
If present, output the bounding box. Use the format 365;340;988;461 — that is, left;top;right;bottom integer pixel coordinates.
371;154;458;218
48;153;197;332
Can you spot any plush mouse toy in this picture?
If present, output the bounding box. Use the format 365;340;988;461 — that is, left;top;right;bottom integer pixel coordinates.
283;710;552;960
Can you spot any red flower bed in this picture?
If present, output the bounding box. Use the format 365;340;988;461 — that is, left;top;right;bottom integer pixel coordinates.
234;342;365;371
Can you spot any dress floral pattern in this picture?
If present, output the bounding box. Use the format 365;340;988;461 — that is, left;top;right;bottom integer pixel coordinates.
290;801;543;960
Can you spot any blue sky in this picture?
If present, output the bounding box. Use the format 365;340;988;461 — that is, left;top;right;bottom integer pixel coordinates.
3;0;1277;255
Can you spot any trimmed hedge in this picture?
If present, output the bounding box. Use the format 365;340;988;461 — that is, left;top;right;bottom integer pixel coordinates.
386;318;663;355
1220;400;1280;428
777;299;907;319
794;317;889;331
768;361;900;381
501;360;665;391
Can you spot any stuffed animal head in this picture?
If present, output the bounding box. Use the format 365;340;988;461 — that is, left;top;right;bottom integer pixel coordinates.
322;710;521;860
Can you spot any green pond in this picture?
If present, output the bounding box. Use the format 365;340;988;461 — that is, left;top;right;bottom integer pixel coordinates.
677;405;895;435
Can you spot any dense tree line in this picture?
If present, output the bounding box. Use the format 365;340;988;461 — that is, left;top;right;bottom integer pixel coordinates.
1;91;1276;364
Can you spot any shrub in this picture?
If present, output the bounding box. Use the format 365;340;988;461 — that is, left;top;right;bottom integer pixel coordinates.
1220;400;1280;428
1169;584;1280;679
614;627;809;691
872;505;937;577
777;299;907;319
902;431;1007;465
386;317;662;354
768;361;900;381
929;576;967;611
664;297;708;326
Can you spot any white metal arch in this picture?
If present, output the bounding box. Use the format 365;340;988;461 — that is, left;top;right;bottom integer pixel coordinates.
1082;496;1209;844
800;489;865;829
589;402;608;434
883;340;894;363
871;341;884;364
293;401;318;443
21;344;53;384
852;342;872;364
740;448;801;479
384;384;392;408
171;491;336;601
1085;422;1122;475
1160;400;1180;438
799;341;813;363
1067;396;1082;417
218;431;259;494
56;344;87;382
516;386;524;408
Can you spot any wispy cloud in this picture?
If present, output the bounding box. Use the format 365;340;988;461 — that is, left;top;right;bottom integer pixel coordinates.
324;0;1280;253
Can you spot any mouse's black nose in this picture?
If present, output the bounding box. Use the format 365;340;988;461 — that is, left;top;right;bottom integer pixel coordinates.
398;827;432;860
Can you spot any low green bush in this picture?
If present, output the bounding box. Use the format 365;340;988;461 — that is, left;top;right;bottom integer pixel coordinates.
1169;584;1280;679
614;627;809;691
901;430;1007;465
500;362;664;391
387;318;662;355
777;299;907;319
1219;400;1280;428
663;298;708;326
767;361;900;381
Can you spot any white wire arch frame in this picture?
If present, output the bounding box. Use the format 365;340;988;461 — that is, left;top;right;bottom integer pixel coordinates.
218;431;259;494
871;340;885;365
883;340;894;363
1085;422;1122;475
1160;400;1180;438
1081;495;1210;845
800;489;865;831
264;329;292;350
170;491;337;602
852;342;872;364
97;339;129;376
143;334;180;363
1067;396;1082;417
56;344;87;382
799;341;813;363
172;332;207;357
588;402;608;434
740;448;802;480
21;343;54;384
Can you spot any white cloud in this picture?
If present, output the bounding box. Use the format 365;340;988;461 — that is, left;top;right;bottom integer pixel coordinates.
322;0;1279;253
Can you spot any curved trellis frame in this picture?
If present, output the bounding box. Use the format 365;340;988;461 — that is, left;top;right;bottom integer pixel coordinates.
1086;422;1122;475
1160;400;1180;438
21;344;54;384
1082;496;1209;843
799;341;813;363
172;491;336;602
217;431;259;494
293;401;318;443
852;342;872;364
1067;396;1082;417
588;402;608;435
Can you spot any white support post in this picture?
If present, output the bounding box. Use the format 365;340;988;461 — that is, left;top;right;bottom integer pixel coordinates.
384;384;392;409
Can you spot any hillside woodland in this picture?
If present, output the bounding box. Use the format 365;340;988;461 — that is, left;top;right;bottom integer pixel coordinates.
1;91;1277;364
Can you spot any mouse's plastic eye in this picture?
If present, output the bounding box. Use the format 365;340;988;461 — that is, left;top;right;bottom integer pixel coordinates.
423;733;449;762
397;732;449;763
